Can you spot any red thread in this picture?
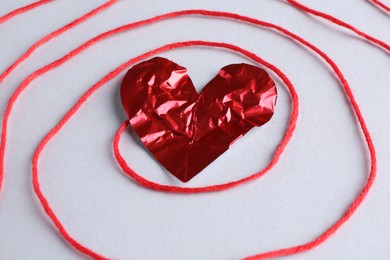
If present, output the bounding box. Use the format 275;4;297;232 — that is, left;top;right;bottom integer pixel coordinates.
0;0;52;24
0;5;379;260
372;0;390;12
287;0;390;52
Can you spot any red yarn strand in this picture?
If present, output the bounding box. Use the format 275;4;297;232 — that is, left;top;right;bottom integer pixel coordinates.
372;0;390;12
5;10;374;259
287;0;390;53
0;0;52;24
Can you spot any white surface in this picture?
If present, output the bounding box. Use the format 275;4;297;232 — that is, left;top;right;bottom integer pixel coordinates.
0;0;390;259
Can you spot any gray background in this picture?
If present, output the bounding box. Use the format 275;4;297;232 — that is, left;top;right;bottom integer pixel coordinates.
0;0;389;259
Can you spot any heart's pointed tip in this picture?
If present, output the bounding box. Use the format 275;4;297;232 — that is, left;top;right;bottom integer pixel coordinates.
171;169;198;183
177;176;192;183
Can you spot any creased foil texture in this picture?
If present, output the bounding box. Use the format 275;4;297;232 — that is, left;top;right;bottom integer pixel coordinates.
121;57;277;182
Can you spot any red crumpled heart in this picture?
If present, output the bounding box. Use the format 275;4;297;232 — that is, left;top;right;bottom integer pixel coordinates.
121;57;277;182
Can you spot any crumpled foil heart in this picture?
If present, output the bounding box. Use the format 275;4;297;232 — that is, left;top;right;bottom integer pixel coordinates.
120;57;277;182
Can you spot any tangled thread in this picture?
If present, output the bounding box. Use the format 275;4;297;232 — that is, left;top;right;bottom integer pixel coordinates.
1;0;388;259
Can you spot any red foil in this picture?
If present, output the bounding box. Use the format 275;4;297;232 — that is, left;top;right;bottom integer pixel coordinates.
121;57;277;182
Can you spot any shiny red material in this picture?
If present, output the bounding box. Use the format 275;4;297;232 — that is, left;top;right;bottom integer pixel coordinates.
120;57;277;182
